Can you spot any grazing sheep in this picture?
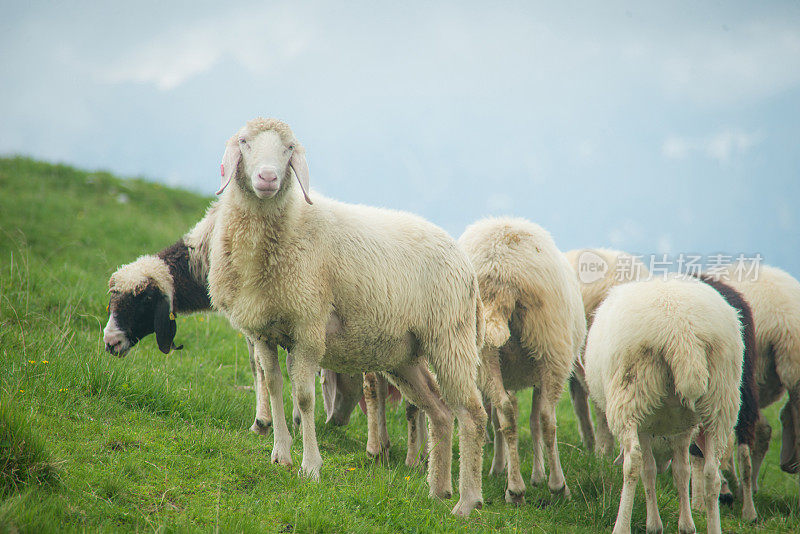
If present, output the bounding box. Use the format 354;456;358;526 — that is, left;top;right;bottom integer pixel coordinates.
103;203;274;435
584;276;744;534
719;262;800;511
688;274;759;522
458;218;586;503
563;249;651;455
208;118;487;516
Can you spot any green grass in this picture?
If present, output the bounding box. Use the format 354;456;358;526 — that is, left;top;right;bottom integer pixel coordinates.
0;155;798;532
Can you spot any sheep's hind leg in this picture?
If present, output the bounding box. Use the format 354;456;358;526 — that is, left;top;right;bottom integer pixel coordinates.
751;414;771;493
569;373;596;451
594;404;616;457
670;431;696;534
292;352;323;480
703;433;723;534
248;339;272;435
482;347;525;503
255;341;292;466
640;434;663;534
613;425;642;534
387;364;454;501
690;447;704;512
738;442;757;522
540;382;570;497
424;327;487;516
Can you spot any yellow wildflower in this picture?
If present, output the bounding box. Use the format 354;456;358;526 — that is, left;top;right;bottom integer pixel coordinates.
348;468;356;471
42;360;49;364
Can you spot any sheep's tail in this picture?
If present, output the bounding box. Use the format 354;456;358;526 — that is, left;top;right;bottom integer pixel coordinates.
663;325;710;405
483;285;514;349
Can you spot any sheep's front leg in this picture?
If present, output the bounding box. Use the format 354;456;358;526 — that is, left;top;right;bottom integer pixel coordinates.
489;405;507;476
405;401;427;467
254;340;292;466
286;352;302;428
292;345;324;480
247;338;272;435
364;372;391;459
594;404;616;457
569;372;596;451
690;449;704;512
529;387;546;486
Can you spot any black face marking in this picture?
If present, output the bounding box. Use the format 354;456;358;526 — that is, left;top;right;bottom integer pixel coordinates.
107;282;164;350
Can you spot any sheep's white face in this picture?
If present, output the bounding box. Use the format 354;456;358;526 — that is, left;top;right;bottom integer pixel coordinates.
238;130;295;199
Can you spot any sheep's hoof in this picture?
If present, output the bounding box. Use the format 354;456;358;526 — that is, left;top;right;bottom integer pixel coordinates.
505;488;525;505
550;483;571;500
250;418;272;436
530;471;546;486
366;444;390;463
646;524;663;534
271;447;292;467
451;498;482;517
430;488;452;500
489;463;506;477
718;492;734;506
742;507;757;523
678;525;696;534
299;465;321;481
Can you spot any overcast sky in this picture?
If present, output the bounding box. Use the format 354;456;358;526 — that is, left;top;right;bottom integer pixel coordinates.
2;1;799;275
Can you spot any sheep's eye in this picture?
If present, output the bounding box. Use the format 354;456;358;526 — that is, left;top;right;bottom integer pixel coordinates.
288;144;295;151
239;137;247;145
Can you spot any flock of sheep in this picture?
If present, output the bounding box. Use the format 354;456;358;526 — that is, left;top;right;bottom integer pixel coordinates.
102;118;800;533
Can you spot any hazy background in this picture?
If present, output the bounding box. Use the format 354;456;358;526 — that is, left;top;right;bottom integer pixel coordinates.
2;1;798;275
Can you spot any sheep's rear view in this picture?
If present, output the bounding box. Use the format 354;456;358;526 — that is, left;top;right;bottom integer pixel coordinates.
459;218;586;504
584;276;744;534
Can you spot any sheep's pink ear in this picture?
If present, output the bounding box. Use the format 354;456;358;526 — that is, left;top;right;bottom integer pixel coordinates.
216;138;241;195
289;149;312;204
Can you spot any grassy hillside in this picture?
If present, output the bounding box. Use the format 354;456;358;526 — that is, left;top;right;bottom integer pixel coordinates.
0;156;798;532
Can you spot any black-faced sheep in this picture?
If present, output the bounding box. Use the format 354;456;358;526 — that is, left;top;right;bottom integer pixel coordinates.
208;118;487;516
103;203;274;435
690;274;759;522
720;262;800;513
458;218;586;503
584;276;744;534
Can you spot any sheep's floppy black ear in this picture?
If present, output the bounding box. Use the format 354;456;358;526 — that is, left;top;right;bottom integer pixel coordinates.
779;400;800;474
154;297;177;354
